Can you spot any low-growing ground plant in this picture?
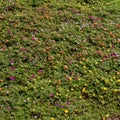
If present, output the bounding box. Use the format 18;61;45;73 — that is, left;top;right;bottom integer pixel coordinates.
0;0;120;120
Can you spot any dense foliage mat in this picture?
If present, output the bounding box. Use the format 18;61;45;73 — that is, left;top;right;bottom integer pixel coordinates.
0;0;120;119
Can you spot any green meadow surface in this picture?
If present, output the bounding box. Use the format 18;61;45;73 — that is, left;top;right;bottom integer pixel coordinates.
0;0;120;120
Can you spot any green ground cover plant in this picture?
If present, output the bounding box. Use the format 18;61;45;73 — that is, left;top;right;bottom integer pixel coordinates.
0;0;120;119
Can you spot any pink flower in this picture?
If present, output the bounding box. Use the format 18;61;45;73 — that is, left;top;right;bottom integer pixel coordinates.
49;93;53;97
97;51;103;55
89;15;94;19
54;103;59;107
68;60;72;64
66;101;71;105
10;21;14;24
10;76;15;81
10;67;16;71
104;54;109;59
74;75;78;80
31;74;35;79
20;47;25;51
66;77;70;81
6;107;11;111
94;18;99;21
7;30;11;34
60;105;65;108
111;45;115;48
111;52;118;58
70;71;74;75
38;69;43;75
31;36;36;41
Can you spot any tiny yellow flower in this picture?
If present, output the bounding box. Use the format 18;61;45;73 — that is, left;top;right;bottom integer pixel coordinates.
82;87;86;93
95;62;98;64
83;66;86;69
41;87;44;89
102;117;106;120
33;78;36;82
88;70;92;73
82;58;85;60
49;80;51;82
69;77;72;81
117;72;120;75
100;96;103;98
113;89;118;92
71;88;74;91
102;101;105;104
116;79;120;83
80;61;82;63
74;109;78;112
64;109;68;113
113;76;116;79
104;79;108;83
51;117;55;120
106;114;109;118
79;96;82;99
84;84;88;86
102;87;107;91
92;93;96;97
101;77;104;80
